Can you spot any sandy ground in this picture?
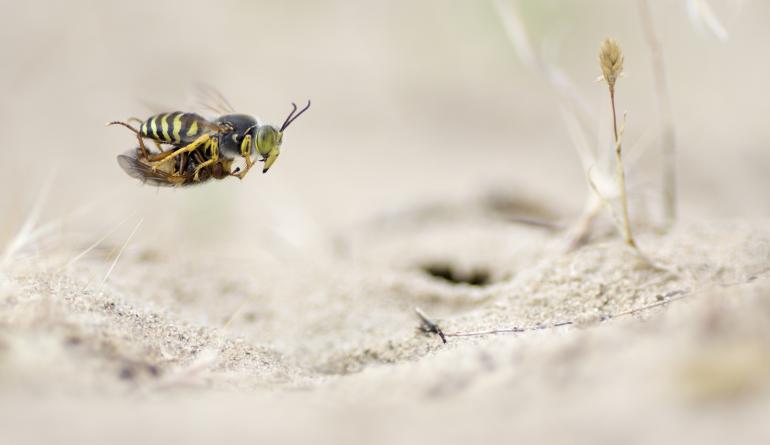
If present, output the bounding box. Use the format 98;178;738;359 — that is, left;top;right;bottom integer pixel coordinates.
2;1;770;444
2;213;770;444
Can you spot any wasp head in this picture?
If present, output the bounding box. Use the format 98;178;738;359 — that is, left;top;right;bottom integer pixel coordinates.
254;101;310;174
255;125;282;174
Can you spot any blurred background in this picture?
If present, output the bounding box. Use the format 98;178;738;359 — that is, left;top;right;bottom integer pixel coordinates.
0;0;767;253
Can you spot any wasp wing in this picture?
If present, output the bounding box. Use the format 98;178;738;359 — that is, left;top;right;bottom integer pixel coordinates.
191;83;237;116
134;84;234;126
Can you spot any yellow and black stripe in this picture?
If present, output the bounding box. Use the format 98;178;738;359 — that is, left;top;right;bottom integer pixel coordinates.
140;112;209;145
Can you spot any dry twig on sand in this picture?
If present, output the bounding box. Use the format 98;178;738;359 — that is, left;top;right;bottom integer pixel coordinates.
417;289;689;342
415;308;447;344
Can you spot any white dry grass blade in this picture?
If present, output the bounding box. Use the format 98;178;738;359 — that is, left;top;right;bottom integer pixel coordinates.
573;95;639;199
585;111;633;238
587;166;619;202
494;0;620;249
687;0;729;42
2;181;124;272
587;166;623;231
66;213;136;268
493;0;537;69
0;173;54;270
99;216;144;290
560;102;647;211
559;104;596;174
558;103;619;250
492;0;595;121
596;102;615;172
592;108;654;177
495;0;642;195
622;127;656;169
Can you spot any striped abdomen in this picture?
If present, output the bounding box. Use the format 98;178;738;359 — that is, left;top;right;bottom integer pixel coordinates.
140;112;210;145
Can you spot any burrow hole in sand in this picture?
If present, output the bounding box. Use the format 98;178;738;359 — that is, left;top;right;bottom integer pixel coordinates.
420;263;493;286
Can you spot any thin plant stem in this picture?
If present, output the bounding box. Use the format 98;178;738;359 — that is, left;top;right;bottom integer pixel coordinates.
610;91;637;248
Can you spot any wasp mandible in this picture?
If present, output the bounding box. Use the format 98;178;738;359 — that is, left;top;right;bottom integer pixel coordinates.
109;99;310;182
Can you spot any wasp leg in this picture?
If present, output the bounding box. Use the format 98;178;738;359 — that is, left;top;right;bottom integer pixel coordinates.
108;120;139;132
232;134;255;180
127;117;161;154
178;152;188;176
191;137;219;181
149;134;211;171
145;150;174;162
192;150;207;164
143;143;192;162
108;120;151;159
149;140;164;153
233;158;254;180
137;136;152;158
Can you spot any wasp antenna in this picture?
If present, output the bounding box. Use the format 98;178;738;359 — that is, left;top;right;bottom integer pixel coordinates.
280;103;299;132
280;100;311;131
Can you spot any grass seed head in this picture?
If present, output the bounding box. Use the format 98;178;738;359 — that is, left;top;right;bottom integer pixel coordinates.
599;38;624;91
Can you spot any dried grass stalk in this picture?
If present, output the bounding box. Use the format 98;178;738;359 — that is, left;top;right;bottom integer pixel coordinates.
599;38;624;95
599;38;637;249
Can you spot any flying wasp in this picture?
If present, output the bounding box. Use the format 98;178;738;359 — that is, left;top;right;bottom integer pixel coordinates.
109;97;310;183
